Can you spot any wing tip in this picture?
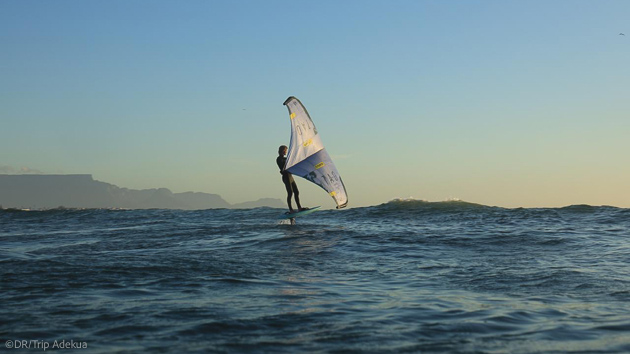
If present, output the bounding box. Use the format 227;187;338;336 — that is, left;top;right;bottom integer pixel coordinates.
283;96;297;106
336;201;348;209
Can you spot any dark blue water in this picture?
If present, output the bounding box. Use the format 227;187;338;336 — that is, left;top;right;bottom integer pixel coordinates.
2;201;630;353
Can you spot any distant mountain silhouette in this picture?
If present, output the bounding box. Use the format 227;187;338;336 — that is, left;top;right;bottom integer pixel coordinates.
231;198;287;209
0;174;284;210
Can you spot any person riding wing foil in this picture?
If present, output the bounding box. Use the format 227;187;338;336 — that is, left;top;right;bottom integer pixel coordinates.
277;145;307;213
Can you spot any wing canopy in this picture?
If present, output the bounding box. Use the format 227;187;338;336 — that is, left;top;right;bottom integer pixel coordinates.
283;96;348;209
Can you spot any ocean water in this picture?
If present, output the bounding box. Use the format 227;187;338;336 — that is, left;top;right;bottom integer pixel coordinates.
1;201;630;353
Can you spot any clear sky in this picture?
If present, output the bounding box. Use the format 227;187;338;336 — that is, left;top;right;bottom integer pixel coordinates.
1;0;629;208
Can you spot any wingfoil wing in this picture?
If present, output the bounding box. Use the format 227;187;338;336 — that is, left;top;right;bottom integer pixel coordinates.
283;96;348;209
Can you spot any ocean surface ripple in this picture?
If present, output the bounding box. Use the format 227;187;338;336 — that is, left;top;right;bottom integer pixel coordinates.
1;201;630;353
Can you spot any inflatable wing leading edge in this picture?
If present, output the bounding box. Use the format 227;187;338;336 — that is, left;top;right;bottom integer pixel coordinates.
283;96;348;209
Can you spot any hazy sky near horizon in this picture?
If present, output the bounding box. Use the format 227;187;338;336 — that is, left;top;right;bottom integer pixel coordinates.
1;0;629;208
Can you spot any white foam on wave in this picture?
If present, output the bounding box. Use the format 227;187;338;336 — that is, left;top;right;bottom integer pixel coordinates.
388;197;427;203
388;197;466;204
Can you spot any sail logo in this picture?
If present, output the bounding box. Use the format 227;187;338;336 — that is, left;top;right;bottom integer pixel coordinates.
303;139;313;147
315;162;325;169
